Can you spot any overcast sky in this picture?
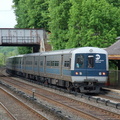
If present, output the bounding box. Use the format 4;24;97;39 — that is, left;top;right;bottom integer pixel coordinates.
0;0;17;28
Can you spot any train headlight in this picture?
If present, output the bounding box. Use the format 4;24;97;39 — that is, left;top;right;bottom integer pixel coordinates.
99;72;102;75
79;72;82;75
99;72;106;75
75;72;82;75
102;72;106;75
75;72;79;75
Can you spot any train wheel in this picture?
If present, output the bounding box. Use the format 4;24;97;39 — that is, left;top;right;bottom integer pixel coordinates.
44;80;48;85
66;84;73;92
67;87;71;92
74;88;80;93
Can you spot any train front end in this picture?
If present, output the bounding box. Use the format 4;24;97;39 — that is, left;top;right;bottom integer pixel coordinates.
71;47;108;93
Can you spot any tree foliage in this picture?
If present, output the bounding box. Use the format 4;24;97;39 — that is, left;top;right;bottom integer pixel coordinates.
13;0;120;51
13;0;49;53
106;0;120;7
66;0;120;48
66;0;83;48
13;0;49;29
48;0;71;50
18;47;32;54
0;47;18;66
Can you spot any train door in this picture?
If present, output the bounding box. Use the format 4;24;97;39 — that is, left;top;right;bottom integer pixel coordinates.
21;57;23;74
24;57;26;73
31;56;34;74
87;55;94;68
34;56;38;75
37;56;39;75
22;57;25;75
33;56;37;75
86;55;94;79
44;56;46;75
60;55;63;76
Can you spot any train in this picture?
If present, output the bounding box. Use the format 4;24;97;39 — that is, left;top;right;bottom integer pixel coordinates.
6;47;109;93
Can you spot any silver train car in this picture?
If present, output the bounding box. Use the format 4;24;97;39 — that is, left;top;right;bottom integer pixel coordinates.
6;47;109;93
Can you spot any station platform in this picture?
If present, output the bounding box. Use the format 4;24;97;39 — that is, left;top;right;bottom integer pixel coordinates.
103;87;120;94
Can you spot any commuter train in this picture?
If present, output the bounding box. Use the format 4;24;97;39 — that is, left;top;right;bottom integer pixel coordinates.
6;47;109;93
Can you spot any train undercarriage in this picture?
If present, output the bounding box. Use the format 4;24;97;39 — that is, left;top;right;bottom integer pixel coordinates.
7;69;102;93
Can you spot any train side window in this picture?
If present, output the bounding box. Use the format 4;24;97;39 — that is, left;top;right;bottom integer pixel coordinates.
75;55;84;68
51;61;55;66
55;61;59;66
35;61;37;65
26;61;32;65
64;61;70;67
88;55;94;68
40;61;43;66
22;60;24;65
47;61;59;66
47;61;51;66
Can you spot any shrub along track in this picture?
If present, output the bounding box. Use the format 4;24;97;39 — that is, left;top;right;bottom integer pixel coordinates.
0;74;120;120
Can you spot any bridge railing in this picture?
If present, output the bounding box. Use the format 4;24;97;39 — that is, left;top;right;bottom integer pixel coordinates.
0;28;45;46
2;36;40;44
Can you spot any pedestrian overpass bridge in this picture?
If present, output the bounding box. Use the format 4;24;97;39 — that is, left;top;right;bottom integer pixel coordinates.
0;28;51;52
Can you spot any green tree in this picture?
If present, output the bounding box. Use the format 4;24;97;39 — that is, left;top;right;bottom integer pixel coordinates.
18;47;32;54
26;0;49;29
66;0;120;48
13;0;49;29
66;0;83;48
13;0;120;50
13;0;49;53
106;0;120;7
48;0;71;50
14;0;29;28
0;53;5;65
13;0;20;6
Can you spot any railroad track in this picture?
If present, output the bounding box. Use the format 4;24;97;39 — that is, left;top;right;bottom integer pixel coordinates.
2;71;120;104
0;87;47;120
98;90;120;103
0;75;120;120
1;71;120;104
0;102;16;120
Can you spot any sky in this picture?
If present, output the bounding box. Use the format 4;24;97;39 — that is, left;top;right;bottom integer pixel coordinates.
0;0;17;28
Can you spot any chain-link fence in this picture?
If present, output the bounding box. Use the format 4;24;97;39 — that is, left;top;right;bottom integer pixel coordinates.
109;70;120;88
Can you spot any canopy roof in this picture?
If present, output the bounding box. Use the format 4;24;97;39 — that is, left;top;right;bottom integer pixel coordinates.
105;40;120;60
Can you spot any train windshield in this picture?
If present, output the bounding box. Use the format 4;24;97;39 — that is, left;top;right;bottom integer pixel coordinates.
87;55;94;68
75;54;84;68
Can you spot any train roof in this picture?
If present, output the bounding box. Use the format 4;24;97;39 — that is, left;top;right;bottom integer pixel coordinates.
7;47;107;58
7;54;24;59
39;47;107;56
